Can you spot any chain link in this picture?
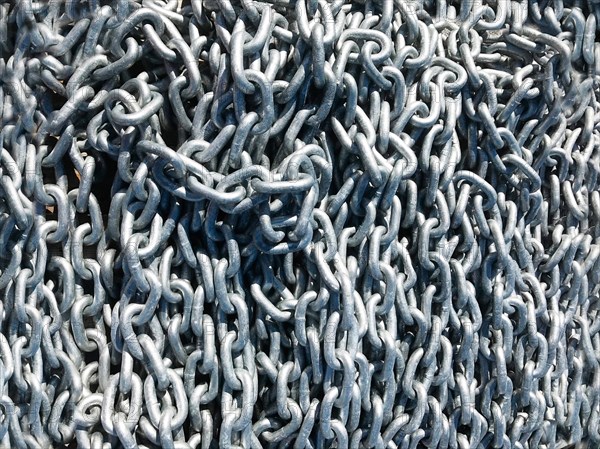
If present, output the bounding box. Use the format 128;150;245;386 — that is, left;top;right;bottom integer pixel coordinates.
0;0;599;448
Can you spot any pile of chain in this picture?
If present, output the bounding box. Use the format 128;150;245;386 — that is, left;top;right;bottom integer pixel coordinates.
1;0;600;448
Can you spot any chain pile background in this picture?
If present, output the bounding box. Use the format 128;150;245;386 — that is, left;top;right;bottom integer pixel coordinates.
0;0;599;448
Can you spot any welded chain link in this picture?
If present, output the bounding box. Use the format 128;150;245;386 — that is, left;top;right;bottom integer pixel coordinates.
0;0;599;448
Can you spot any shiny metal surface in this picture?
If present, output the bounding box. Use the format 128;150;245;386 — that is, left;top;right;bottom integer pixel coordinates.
0;0;599;448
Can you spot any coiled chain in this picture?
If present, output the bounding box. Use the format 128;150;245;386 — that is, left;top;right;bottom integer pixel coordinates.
0;0;599;448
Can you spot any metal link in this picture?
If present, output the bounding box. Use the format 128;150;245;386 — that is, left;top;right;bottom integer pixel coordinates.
0;0;599;448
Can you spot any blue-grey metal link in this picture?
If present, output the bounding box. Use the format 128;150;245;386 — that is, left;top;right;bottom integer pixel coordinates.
0;0;600;448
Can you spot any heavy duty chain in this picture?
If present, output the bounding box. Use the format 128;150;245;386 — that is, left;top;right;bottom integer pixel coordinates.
0;0;599;448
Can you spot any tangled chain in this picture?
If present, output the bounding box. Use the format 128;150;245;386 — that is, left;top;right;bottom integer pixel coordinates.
1;0;600;448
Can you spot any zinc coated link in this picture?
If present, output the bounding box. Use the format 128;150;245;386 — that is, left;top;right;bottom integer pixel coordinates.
0;0;600;448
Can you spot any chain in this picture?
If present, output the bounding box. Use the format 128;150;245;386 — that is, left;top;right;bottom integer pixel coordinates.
1;0;600;448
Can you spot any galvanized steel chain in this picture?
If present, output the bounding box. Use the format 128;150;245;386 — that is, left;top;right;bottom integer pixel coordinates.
0;0;600;448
